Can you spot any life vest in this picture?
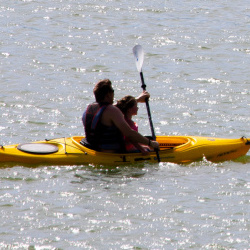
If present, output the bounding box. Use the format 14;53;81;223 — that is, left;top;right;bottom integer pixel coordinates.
82;103;125;152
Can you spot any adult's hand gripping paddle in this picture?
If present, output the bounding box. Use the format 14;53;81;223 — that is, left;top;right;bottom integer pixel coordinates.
133;45;160;162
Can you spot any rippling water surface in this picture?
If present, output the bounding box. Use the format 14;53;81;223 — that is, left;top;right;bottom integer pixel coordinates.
0;0;249;249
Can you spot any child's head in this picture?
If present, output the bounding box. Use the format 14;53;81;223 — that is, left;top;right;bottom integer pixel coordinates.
116;95;137;115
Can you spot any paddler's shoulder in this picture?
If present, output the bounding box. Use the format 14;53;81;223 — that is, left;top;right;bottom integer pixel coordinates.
104;104;123;114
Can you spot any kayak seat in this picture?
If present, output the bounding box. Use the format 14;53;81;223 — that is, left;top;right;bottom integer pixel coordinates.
80;138;99;151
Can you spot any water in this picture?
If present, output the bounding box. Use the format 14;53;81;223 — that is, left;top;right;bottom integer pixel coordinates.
0;0;249;249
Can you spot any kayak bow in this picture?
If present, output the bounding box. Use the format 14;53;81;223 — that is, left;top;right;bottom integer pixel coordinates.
0;136;249;166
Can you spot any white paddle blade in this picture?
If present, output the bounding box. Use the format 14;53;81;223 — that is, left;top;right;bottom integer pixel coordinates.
133;45;144;72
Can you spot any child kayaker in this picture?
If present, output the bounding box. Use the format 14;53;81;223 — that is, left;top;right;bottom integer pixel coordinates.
116;95;151;154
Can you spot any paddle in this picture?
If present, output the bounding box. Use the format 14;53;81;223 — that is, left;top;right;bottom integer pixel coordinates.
132;45;160;162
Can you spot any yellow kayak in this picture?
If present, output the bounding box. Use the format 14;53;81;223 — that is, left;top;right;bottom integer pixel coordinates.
0;136;249;166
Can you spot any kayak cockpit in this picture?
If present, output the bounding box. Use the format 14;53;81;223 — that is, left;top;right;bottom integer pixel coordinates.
156;136;191;150
71;136;191;153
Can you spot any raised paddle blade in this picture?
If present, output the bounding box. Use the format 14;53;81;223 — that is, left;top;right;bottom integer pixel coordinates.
133;45;144;73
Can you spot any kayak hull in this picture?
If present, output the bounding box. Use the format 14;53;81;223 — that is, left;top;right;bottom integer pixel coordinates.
0;136;249;166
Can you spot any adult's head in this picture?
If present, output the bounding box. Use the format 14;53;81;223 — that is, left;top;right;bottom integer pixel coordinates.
116;95;137;115
93;79;114;103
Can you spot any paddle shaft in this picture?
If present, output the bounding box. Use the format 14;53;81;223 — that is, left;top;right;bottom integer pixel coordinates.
140;72;156;139
139;72;161;162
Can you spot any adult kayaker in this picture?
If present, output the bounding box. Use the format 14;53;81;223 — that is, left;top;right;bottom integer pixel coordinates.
82;79;159;153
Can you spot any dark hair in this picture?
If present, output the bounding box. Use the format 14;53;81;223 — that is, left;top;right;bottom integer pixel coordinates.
93;79;114;103
116;95;137;115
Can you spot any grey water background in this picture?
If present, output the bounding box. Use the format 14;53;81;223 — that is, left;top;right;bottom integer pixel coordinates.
0;0;249;249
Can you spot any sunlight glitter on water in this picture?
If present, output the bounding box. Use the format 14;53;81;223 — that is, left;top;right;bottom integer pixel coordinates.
0;0;250;248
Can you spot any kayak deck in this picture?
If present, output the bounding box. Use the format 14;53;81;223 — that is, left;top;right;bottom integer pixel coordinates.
0;136;249;166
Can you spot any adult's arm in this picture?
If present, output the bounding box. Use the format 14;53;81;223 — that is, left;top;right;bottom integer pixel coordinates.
108;106;159;149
